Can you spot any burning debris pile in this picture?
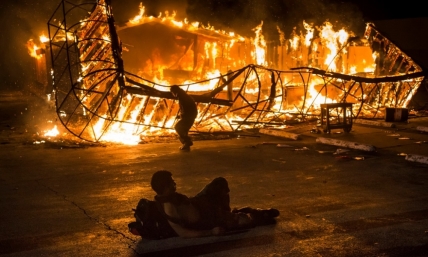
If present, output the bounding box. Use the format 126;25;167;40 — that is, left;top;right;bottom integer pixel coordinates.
30;0;424;144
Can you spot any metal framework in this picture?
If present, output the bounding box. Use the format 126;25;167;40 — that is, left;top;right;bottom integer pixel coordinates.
47;0;425;143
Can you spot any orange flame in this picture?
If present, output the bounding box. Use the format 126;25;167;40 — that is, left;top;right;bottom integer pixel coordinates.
26;39;44;59
319;22;350;72
252;21;266;66
38;2;386;144
44;125;60;137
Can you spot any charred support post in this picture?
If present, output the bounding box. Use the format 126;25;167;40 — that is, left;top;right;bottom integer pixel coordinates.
268;71;276;110
227;70;233;101
105;0;125;89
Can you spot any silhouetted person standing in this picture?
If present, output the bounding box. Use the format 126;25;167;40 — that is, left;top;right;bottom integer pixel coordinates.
170;85;198;150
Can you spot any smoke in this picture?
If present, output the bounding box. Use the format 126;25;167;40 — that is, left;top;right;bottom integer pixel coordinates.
112;0;188;26
0;0;365;93
0;0;188;93
185;0;365;42
281;0;366;33
0;0;59;92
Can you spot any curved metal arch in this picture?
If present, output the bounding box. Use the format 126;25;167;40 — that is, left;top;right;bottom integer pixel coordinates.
47;0;425;143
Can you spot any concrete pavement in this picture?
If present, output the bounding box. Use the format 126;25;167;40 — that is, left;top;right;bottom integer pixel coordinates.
1;92;428;257
264;116;428;163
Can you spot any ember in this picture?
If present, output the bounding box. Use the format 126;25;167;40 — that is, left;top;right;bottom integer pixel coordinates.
29;0;424;144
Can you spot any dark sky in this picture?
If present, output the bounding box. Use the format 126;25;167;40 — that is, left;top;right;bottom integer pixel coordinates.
344;0;428;20
1;0;427;92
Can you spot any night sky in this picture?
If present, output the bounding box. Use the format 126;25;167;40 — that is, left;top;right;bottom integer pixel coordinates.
1;0;427;92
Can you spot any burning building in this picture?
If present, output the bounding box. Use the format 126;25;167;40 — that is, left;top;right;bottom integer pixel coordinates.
34;0;424;144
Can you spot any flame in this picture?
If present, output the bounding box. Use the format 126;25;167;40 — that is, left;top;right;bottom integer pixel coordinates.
318;22;350;72
191;21;200;29
303;21;314;47
44;125;60;137
252;21;266;66
84;5;363;144
129;3;145;25
26;39;44;59
277;26;286;46
289;34;300;50
40;34;49;43
40;1;401;145
171;20;184;28
125;3;242;41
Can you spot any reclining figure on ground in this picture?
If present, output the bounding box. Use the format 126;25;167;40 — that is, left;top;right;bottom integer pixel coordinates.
128;170;280;239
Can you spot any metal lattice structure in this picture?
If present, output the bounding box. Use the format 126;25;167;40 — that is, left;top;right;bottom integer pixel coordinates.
47;0;425;143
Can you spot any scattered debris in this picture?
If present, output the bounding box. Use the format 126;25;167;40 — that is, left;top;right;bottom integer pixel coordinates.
335;155;351;160
277;144;292;148
335;155;365;161
405;154;428;164
317;150;334;154
316;137;376;152
387;133;400;137
334;149;350;155
355;119;396;128
294;147;309;151
310;127;320;134
272;159;286;163
262;142;283;145
416;126;428;133
259;128;300;140
397;153;407;156
237;134;260;138
398;137;411;140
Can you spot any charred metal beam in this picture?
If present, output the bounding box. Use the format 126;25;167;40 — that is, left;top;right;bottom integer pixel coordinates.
123;84;233;106
292;67;425;83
